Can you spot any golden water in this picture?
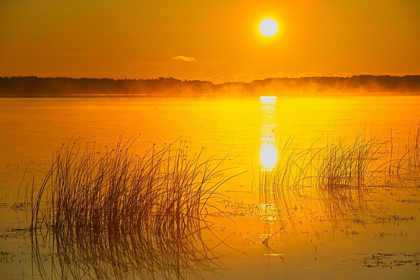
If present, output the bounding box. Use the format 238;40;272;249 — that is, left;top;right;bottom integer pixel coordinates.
0;96;420;279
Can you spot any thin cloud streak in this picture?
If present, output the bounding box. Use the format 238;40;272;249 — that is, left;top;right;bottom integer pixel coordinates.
171;55;196;62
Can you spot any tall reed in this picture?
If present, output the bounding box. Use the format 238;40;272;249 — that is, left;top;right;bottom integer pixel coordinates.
31;137;233;279
316;135;386;217
258;138;322;221
392;124;420;187
257;134;390;228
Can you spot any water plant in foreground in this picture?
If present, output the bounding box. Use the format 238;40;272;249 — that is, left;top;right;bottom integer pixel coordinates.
257;134;395;229
391;124;420;187
257;126;420;232
30;137;236;279
315;135;386;218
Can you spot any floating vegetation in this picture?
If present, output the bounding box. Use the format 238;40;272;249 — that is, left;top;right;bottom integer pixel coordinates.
0;250;17;264
347;251;420;269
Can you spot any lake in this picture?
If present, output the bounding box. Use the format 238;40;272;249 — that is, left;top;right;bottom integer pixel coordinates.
0;96;420;279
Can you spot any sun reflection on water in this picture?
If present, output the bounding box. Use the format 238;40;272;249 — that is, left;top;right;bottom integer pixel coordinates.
260;96;277;170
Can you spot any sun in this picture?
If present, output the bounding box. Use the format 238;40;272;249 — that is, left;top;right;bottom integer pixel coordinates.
259;18;278;37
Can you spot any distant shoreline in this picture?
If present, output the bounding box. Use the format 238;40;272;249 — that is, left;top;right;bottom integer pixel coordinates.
1;75;420;97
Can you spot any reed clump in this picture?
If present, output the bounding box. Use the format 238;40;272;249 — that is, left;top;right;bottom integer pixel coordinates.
31;137;231;279
316;135;386;216
392;125;420;187
257;135;390;227
258;126;420;230
258;138;321;221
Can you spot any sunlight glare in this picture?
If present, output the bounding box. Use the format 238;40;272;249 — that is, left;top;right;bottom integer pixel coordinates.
259;18;278;37
260;144;278;170
260;96;277;105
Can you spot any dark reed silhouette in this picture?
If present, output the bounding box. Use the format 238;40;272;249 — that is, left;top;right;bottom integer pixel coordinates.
29;127;420;278
30;137;237;279
257;128;420;230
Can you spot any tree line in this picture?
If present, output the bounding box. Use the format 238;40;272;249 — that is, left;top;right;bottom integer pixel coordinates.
1;75;420;97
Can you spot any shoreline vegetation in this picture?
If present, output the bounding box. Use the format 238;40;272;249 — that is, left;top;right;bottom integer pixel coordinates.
2;75;420;97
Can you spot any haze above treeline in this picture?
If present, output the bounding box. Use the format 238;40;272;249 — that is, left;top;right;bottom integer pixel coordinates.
1;75;420;97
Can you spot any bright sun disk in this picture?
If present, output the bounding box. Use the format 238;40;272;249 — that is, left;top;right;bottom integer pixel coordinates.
259;18;278;37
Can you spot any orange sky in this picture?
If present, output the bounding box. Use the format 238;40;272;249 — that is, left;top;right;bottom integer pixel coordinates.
1;0;419;83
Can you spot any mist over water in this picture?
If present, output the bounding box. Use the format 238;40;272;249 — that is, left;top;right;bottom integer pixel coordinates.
2;75;420;97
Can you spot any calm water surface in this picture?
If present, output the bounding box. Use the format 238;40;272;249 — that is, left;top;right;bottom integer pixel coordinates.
0;96;420;279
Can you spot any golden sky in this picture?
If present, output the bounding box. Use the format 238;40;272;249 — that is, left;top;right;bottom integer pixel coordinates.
1;0;419;83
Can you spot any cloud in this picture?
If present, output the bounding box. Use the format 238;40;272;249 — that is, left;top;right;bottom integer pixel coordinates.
171;55;196;62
